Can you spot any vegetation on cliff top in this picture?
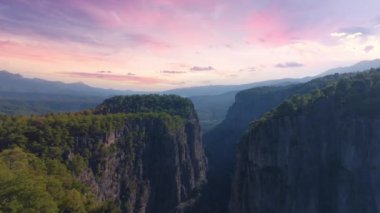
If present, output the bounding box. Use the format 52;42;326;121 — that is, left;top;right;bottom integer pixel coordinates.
0;112;184;158
0;95;194;212
252;68;380;129
95;94;195;119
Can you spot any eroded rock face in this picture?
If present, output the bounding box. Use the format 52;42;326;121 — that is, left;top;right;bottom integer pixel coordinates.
230;99;380;213
79;116;207;213
201;74;343;213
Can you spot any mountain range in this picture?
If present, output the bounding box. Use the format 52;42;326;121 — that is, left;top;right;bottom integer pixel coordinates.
1;59;380;98
1;59;380;131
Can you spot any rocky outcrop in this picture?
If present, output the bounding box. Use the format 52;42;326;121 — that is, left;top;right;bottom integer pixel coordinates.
77;96;207;213
230;70;380;213
82;117;205;213
0;95;207;213
201;74;343;212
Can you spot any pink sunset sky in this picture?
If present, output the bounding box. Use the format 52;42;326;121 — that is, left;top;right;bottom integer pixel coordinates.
1;0;380;90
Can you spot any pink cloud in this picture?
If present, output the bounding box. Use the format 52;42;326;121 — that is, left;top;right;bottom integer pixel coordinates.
61;72;172;85
1;0;220;52
125;33;171;51
246;5;293;45
154;0;218;10
0;40;12;48
244;3;329;46
61;0;214;46
0;40;56;61
190;66;215;72
161;70;187;74
0;38;106;63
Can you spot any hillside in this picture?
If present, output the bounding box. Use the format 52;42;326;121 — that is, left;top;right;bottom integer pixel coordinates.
0;95;207;213
231;68;380;213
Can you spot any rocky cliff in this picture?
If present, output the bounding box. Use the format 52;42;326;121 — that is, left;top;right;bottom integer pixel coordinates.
230;69;380;213
80;114;206;213
201;74;343;212
0;95;207;213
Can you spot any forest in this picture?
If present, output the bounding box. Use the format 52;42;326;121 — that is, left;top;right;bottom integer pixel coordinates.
0;95;193;212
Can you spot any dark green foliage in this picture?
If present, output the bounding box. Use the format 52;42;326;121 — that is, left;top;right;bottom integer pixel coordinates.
0;112;184;160
252;68;380;129
0;95;192;212
0;148;103;213
95;94;195;119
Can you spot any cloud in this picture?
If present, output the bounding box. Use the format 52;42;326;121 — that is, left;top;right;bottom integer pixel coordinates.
225;44;232;49
127;72;136;76
275;62;304;68
125;33;170;50
0;40;12;46
244;2;333;46
364;45;374;53
339;26;373;35
330;31;364;40
161;70;187;74
330;26;374;41
190;66;215;72
0;38;108;63
239;67;257;72
330;32;347;38
0;1;172;52
346;32;363;39
0;2;103;47
169;81;188;85
60;72;170;84
246;5;292;45
97;70;112;73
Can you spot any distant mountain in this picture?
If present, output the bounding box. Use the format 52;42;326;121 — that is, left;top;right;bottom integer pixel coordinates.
1;59;379;98
166;59;380;97
1;58;379;125
0;70;146;115
0;70;138;96
189;91;237;132
164;77;312;97
319;59;380;76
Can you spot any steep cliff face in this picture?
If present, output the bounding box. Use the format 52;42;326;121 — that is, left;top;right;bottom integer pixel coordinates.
79;114;206;213
80;96;207;213
201;74;343;212
205;73;343;169
0;95;207;213
230;69;380;213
